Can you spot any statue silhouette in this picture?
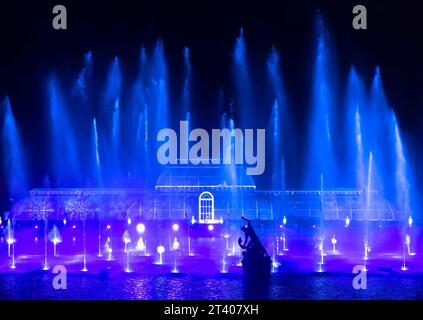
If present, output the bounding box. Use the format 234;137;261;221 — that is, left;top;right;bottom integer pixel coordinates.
238;216;271;280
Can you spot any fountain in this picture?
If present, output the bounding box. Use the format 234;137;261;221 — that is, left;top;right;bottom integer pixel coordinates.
6;219;14;257
331;235;337;252
363;152;373;271
82;220;88;272
267;47;288;170
306;14;337;188
401;242;408;271
157;245;165;265
405;234;415;256
223;233;230;251
92;118;102;186
104;237;113;261
221;254;227;273
0;14;421;290
171;237;180;251
233;28;253;127
123;230;131;253
182;46;192;151
97;220;103;257
1;97;27;197
136;236;146;255
172;256;178;273
43;219;49;270
6;219;16;268
281;216;288;252
345;216;350;228
318;173;326;270
48;225;62;257
123;231;131;272
48;77;80;184
317;243;325;272
187;234;193;256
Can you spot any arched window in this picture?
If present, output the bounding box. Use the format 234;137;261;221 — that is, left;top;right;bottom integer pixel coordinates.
198;191;214;223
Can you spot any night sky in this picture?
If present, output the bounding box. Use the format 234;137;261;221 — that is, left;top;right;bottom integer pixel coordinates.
0;0;422;206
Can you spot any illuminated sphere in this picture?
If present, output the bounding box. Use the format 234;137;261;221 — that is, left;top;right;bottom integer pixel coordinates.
136;223;146;234
157;245;165;254
208;225;214;231
172;223;179;232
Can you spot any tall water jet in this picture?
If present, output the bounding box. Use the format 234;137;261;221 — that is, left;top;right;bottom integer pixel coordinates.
232;28;253;127
269;100;281;189
103;57;122;184
179;46;192;167
392;113;411;216
281;158;286;192
182;47;192;134
363;152;373;271
150;39;169;138
133;47;151;186
73;51;93;103
267;47;290;190
345;66;366;188
48;76;80;185
267;47;286;107
112;98;120;160
355;108;365;190
1;97;28;197
305;15;336;188
368;67;393;199
392;113;415;257
92;118;102;186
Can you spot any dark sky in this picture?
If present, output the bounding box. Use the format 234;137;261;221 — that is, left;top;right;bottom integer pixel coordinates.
0;0;422;199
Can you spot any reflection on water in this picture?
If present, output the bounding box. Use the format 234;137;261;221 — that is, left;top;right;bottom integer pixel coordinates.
1;273;423;300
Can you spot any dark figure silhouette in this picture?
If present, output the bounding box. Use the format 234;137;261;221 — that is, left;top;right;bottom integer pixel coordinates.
238;216;271;280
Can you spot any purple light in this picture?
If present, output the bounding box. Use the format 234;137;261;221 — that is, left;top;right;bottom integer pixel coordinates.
208;225;214;231
35;225;38;229
72;225;76;229
107;224;111;229
172;223;179;232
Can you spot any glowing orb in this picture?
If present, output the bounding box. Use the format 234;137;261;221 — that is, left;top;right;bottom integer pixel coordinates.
136;223;146;234
157;245;165;254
